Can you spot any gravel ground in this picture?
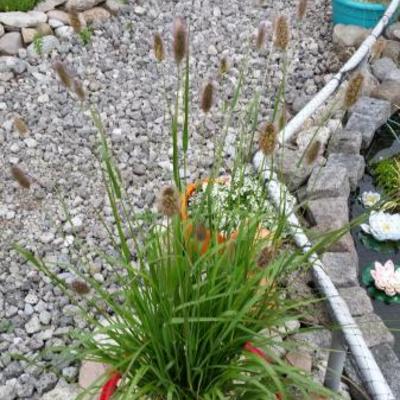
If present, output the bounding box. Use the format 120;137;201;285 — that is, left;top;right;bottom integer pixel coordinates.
0;0;338;398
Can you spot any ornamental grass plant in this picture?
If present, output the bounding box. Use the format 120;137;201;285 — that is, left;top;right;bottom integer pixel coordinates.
15;8;354;400
0;0;40;12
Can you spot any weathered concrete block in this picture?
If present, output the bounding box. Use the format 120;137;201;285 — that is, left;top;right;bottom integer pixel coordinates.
350;96;391;123
338;287;373;316
328;129;363;155
306;197;349;228
327;154;365;191
306;165;350;199
355;313;395;348
345;112;381;149
345;343;400;400
321;252;359;288
371;57;398;81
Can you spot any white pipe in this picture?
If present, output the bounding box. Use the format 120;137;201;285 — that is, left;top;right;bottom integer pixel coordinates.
280;0;400;144
252;153;395;400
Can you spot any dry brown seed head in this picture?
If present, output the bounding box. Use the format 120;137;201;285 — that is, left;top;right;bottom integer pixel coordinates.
259;123;277;156
305;140;321;165
201;81;214;114
71;279;90;295
344;72;364;109
256;21;268;50
274;15;290;51
14;117;28;136
11;166;31;189
194;224;208;241
219;56;229;75
153;32;165;62
73;78;86;101
69;11;82;33
157;186;180;217
371;38;386;61
257;246;275;268
297;0;308;21
173;17;188;64
53;60;72;90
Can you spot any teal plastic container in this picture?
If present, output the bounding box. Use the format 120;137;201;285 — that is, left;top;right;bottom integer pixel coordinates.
332;0;399;28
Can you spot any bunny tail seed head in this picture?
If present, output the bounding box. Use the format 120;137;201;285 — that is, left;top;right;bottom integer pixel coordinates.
305;140;321;165
53;60;72;90
274;15;290;51
344;72;364;109
11;166;31;189
201;81;214;114
158;186;180;217
257;246;275;268
69;11;82;33
71;279;90;295
153;32;165;62
256;21;268;50
14;117;28;136
173;17;188;64
219;56;229;75
73;78;86;101
259;123;277;156
297;0;308;21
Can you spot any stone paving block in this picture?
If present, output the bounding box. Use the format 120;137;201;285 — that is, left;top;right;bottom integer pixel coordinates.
306;165;350;200
350;96;391;121
355;313;395;348
306;197;349;228
371;57;399;81
321;252;359;288
345;343;400;400
338;287;374;316
328;129;363;155
327;154;365;191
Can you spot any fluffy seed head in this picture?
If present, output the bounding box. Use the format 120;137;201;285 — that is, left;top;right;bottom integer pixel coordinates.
11;166;31;189
173;17;188;64
371;38;386;61
53;60;72;90
194;224;208;241
274;15;290;50
256;21;269;50
69;12;82;33
153;32;165;62
14;117;28;136
219;56;229;75
344;72;364;109
73;78;85;101
201;81;214;113
297;0;308;21
158;186;180;217
305;140;321;165
257;246;275;268
71;279;90;295
259;123;277;156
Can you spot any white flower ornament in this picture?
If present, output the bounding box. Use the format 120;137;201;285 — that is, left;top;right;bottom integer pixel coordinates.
361;191;381;208
361;211;400;242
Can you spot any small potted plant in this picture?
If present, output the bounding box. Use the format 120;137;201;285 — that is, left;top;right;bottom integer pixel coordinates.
332;0;399;28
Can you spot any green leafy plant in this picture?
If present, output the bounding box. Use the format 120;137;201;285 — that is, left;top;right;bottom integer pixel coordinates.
79;27;93;46
0;0;40;11
374;155;400;211
33;33;43;56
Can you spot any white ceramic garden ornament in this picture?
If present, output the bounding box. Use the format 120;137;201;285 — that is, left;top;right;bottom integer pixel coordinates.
361;191;381;208
361;211;400;242
370;260;400;297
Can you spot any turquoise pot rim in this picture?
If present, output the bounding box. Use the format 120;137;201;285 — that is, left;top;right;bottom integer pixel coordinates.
333;0;387;12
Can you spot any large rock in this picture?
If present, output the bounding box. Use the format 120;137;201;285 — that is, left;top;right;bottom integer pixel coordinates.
47;10;72;25
328;129;363;155
371;79;400;109
82;7;111;24
333;24;369;47
350;96;391;122
0;23;4;37
359;65;379;96
0;56;26;74
295;126;331;152
326;153;365;190
306;164;350;199
35;0;67;12
274;147;318;191
21;28;38;45
0;11;47;28
371;57;400;82
65;0;104;12
0;32;23;55
321;252;359;288
55;26;74;39
79;360;107;388
27;35;60;56
382;40;400;63
355;313;395;347
385;21;400;41
338;287;373;316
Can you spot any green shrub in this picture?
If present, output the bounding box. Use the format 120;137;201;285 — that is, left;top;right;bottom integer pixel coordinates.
374;156;400;211
0;0;41;12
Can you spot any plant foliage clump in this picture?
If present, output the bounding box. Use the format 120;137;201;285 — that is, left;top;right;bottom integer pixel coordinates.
374;156;400;211
0;0;40;12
